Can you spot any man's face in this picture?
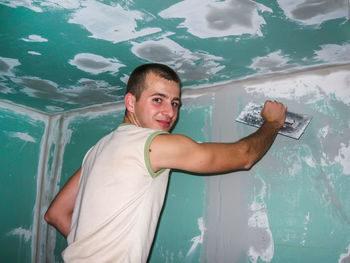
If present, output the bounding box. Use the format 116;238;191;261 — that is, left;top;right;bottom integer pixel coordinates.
132;72;181;132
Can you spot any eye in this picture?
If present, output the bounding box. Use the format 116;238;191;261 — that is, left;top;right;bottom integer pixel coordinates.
153;98;162;104
172;101;180;108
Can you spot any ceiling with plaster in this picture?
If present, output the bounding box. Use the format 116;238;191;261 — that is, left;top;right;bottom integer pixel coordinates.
1;0;350;113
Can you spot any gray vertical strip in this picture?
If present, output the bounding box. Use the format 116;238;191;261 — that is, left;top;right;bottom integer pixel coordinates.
203;86;250;263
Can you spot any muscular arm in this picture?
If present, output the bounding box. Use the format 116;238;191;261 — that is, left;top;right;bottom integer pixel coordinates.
150;101;286;174
44;168;81;238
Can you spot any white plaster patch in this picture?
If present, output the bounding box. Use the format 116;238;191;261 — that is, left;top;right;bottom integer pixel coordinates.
244;70;350;104
318;126;329;138
120;74;129;84
8;131;36;142
248;174;274;263
277;0;347;25
7;227;32;242
339;244;350;263
45;105;64;112
0;84;15;94
248;201;274;263
39;0;80;9
301;212;310;246
68;0;161;43
314;43;350;64
28;51;42;56
131;37;225;82
69;53;125;75
0;0;42;12
159;0;272;38
0;0;81;12
186;217;206;257
249;50;295;73
304;155;316;168
22;34;48;42
0;56;21;77
335;141;350;175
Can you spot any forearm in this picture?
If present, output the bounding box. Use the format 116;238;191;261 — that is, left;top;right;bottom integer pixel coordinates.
239;120;281;168
44;168;81;238
45;210;72;238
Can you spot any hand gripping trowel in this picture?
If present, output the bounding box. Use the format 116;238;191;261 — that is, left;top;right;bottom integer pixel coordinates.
235;102;312;139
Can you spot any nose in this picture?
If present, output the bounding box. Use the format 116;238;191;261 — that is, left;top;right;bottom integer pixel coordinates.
162;102;175;119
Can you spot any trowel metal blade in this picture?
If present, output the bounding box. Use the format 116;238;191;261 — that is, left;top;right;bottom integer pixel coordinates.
235;102;312;139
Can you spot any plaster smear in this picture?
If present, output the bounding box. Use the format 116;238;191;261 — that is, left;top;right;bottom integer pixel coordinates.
186;217;206;257
314;43;350;64
7;227;32;242
65;78;123;104
248;201;274;263
335;141;350;175
8;131;36;143
0;56;21;77
339;244;350;263
249;50;297;73
159;0;272;38
69;53;125;75
0;0;42;12
131;37;225;82
248;175;274;263
45;105;64;112
277;0;347;25
244;70;350;104
0;84;15;94
28;51;42;56
69;0;161;43
22;34;48;42
0;0;80;12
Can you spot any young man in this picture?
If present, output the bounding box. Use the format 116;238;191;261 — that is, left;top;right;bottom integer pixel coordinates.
45;63;286;262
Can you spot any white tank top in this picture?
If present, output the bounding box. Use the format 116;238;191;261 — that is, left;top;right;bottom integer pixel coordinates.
63;123;170;262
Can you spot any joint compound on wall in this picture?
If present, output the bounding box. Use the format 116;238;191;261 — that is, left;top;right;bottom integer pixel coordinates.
186;217;206;258
7;227;32;243
248;175;274;263
339;244;350;263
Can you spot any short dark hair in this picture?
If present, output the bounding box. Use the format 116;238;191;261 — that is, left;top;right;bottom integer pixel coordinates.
126;63;181;100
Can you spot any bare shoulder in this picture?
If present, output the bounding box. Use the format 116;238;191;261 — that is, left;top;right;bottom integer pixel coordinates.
151;133;197;149
149;133;201;171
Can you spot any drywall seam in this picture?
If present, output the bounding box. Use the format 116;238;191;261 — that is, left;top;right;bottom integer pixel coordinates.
31;112;53;263
40;115;63;263
182;63;350;97
0;100;50;117
44;114;65;263
54;100;125;118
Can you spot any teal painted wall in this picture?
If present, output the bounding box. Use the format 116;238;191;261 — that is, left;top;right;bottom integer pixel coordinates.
0;105;46;263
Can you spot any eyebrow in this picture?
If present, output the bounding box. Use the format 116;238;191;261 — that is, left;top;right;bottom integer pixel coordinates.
151;92;181;102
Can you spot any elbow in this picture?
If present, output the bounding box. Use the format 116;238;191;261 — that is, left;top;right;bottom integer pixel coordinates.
240;141;257;170
44;209;52;224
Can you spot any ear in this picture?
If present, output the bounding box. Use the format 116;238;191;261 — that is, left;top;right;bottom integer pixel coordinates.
124;93;136;113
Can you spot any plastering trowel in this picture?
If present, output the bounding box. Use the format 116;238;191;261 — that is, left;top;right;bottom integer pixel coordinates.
235;102;312;139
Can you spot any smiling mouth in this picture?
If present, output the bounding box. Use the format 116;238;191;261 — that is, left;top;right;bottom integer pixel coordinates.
157;120;171;127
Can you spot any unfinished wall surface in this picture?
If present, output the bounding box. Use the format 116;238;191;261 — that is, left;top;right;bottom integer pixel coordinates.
0;103;47;263
1;64;349;263
204;65;350;263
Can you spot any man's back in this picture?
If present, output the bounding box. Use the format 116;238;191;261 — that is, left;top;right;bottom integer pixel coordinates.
62;124;170;262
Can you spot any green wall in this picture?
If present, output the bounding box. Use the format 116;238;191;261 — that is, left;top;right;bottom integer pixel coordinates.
0;105;46;263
